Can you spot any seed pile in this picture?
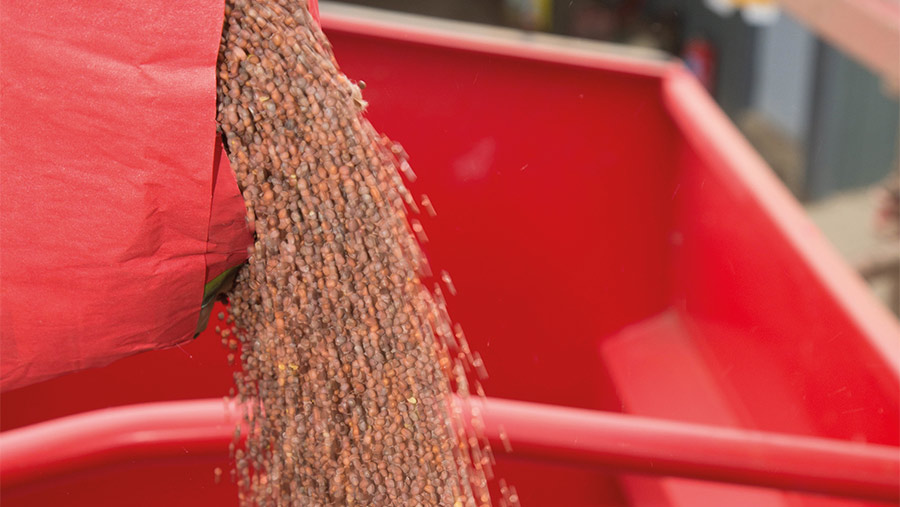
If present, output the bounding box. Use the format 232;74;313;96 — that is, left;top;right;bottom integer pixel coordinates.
216;1;502;505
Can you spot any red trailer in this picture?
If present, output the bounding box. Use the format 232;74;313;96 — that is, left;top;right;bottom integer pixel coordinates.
1;4;897;506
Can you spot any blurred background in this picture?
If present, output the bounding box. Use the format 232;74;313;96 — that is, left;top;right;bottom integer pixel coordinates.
328;0;900;315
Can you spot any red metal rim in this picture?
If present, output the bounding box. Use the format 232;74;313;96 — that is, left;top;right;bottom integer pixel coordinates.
1;398;896;503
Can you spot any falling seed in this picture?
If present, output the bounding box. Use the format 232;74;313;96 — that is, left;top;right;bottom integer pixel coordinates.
399;160;417;182
411;219;429;244
217;1;498;505
472;352;488;380
498;425;513;453
440;270;457;296
420;194;437;217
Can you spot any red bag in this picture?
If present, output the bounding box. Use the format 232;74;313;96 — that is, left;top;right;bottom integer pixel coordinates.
0;0;329;390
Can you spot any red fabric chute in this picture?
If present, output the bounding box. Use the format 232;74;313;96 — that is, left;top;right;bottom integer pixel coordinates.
0;0;330;390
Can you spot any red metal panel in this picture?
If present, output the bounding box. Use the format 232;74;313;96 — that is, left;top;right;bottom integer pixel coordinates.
662;67;900;445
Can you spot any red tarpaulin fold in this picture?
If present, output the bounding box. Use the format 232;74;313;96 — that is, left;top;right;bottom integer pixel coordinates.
0;0;331;390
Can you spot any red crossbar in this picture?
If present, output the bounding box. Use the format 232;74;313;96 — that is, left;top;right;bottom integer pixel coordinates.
1;398;896;502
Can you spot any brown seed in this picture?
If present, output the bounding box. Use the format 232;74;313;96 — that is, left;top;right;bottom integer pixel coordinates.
217;1;495;505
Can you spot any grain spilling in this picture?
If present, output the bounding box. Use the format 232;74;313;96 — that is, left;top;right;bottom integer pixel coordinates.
216;1;506;504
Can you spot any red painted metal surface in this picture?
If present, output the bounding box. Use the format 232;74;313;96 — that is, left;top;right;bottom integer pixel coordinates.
1;4;898;506
464;397;900;503
1;399;897;502
0;399;240;491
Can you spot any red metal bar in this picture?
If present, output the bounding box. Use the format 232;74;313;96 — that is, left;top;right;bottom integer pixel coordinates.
462;396;900;504
0;399;241;490
1;397;897;502
318;2;672;80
